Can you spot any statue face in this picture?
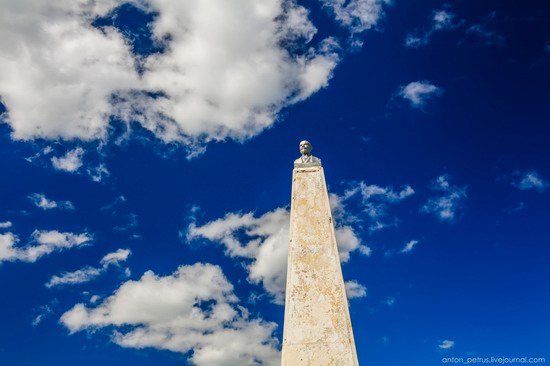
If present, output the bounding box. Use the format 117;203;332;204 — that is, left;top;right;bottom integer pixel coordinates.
299;140;312;155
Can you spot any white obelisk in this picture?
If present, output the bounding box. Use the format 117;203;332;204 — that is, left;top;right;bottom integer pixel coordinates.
281;141;359;366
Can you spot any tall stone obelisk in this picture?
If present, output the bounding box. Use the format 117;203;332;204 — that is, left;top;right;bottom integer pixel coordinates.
281;141;359;366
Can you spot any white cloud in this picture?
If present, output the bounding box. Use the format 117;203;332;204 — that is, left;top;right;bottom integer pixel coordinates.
28;193;75;210
0;221;12;229
403;34;426;48
60;263;280;366
90;295;101;304
512;170;548;192
187;202;364;305
46;248;131;288
432;10;458;31
0;0;138;141
46;266;103;288
343;181;414;231
187;208;290;305
100;248;131;266
345;280;367;299
51;148;84;172
404;8;462;48
0;230;91;263
346;183;414;205
398;81;443;109
421;174;467;222
400;239;419;254
0;233;18;262
358;244;372;256
319;0;390;33
87;163;110;182
0;0;350;153
439;339;455;349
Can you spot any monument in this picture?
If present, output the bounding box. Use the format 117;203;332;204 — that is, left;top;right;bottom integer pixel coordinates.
281;141;359;365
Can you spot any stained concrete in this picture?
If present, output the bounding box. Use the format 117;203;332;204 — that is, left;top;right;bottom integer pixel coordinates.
281;166;359;366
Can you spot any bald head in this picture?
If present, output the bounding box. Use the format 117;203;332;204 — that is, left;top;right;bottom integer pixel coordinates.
299;140;312;156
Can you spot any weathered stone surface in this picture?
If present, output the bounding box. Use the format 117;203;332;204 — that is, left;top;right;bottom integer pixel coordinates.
281;166;359;366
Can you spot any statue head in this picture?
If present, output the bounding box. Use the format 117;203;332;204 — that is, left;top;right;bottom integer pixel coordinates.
299;140;313;156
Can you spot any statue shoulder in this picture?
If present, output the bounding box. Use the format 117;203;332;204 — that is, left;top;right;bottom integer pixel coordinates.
294;154;322;168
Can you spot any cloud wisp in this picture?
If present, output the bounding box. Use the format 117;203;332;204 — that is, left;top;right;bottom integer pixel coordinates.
0;230;92;263
60;263;280;366
421;174;467;223
28;193;75;210
465;12;505;47
404;7;462;48
404;6;504;48
342;181;415;232
46;248;131;288
439;339;455;349
512;170;548;192
400;239;419;254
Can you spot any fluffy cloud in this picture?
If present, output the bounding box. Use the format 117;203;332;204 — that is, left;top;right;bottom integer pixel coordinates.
439;339;455;349
343;181;414;231
319;0;390;33
0;221;12;229
344;280;367;299
187;201;365;304
187;208;289;304
0;0;137;141
28;193;75;210
512;170;548;192
421;175;467;222
0;230;91;263
60;263;280;366
400;239;419;254
397;81;443;109
0;0;357;153
51;148;84;172
46;248;131;288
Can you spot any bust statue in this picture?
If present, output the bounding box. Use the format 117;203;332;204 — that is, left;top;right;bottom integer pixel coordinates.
294;140;321;167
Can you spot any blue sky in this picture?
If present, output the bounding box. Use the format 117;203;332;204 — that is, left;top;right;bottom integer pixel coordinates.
1;1;549;365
